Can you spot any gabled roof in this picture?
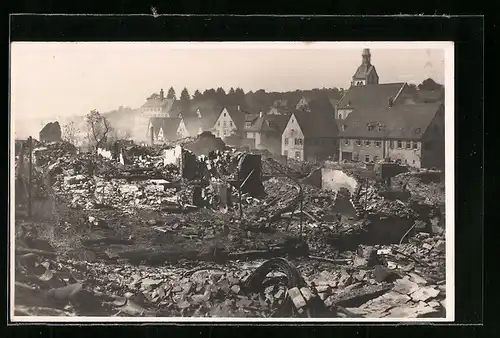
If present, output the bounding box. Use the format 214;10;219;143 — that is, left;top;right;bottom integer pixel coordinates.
245;113;291;133
339;102;443;140
337;83;406;110
289;103;339;138
215;106;245;130
149;117;182;140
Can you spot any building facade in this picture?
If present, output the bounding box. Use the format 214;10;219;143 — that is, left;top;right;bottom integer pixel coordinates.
339;103;445;169
211;107;243;139
281;109;338;162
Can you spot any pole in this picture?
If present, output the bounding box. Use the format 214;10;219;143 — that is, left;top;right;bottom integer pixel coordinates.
27;136;33;218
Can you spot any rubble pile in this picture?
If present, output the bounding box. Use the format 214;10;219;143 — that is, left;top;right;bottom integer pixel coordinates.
14;230;445;318
392;171;445;205
14;140;447;319
33;142;77;167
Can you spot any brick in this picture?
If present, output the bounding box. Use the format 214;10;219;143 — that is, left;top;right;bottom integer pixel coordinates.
288;287;307;309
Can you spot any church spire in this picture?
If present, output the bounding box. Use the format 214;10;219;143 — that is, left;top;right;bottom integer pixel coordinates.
362;48;371;65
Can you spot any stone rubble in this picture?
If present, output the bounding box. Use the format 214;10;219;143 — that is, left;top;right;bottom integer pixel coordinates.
14;140;447;319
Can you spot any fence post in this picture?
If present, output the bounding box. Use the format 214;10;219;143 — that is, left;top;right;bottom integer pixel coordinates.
27;136;33;218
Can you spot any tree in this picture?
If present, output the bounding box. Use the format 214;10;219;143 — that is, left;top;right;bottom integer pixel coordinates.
180;87;190;102
85;109;112;150
418;78;443;91
62;121;81;145
193;89;202;100
167;87;176;99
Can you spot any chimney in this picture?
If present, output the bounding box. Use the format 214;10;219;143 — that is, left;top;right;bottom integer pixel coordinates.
150;126;154;146
388;97;394;108
237;105;240;111
160;88;164;100
259;111;263;118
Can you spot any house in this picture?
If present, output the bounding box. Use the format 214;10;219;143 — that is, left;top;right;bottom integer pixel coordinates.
211;106;245;140
141;89;175;117
338;101;445;169
281;103;339;162
147;117;189;145
183;100;222;137
351;48;380;86
244;112;290;155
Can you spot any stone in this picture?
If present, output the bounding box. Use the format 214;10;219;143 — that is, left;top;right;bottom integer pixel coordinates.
392;277;419;295
422;243;433;250
410;287;440;302
176;300;191;309
434;240;445;252
316;285;332;294
287;287;307;309
408;272;428;285
231;285;241;294
338;270;352;287
299;287;314;302
373;265;399;283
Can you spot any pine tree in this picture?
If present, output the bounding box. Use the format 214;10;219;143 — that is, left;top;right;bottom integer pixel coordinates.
193;89;202;100
180;87;190;102
167;87;176;100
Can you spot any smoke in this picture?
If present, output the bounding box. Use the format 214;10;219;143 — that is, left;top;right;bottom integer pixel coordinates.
321;168;358;194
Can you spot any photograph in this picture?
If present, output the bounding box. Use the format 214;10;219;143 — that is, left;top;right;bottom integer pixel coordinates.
10;41;454;322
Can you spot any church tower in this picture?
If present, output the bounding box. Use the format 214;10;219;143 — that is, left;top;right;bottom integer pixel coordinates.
351;48;379;86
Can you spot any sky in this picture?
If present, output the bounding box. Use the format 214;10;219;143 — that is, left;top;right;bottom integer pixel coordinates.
11;42;449;138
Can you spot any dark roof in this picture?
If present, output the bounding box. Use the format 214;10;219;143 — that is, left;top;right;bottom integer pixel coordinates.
245;113;291;133
352;64;377;80
339;102;443;140
337;83;406;109
216;106;245;130
290;103;339;138
149;117;182;140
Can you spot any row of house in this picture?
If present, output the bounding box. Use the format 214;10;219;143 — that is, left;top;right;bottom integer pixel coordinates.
139;49;445;169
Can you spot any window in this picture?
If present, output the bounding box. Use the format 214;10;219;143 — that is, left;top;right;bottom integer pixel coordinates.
375;141;381;147
374;156;379;162
295;138;303;146
397;141;403;148
404;159;408;164
223;112;227;117
377;125;385;132
412;160;416;165
364;140;371;147
217;121;220;127
223;121;227;127
353;153;359;161
229;121;233;127
356;139;362;146
413;142;419;149
406;141;411;149
341;125;347;131
367;124;374;131
284;150;288;157
338;113;343;119
295;151;301;160
223;130;227;136
285;138;289;145
365;155;370;162
344;138;350;145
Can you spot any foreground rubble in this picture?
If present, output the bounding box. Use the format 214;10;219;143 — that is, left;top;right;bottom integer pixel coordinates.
13;140;447;319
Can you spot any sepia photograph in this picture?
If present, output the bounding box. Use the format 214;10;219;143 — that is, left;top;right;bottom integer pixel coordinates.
10;41;454;322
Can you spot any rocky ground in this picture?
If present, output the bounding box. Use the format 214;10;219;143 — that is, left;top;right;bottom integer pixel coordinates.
13;141;447;319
